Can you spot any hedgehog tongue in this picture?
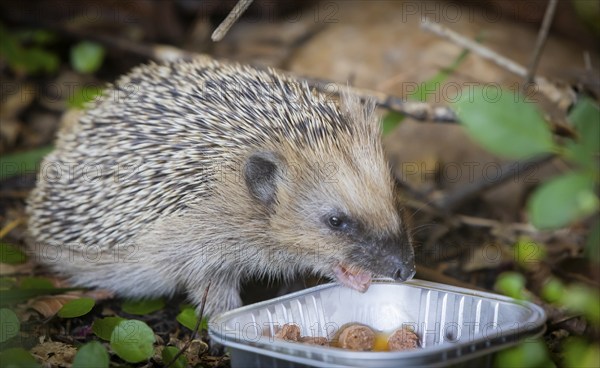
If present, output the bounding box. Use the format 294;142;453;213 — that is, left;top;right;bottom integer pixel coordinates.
333;264;372;293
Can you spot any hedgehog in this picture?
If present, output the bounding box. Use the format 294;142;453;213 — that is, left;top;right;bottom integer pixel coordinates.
26;58;415;315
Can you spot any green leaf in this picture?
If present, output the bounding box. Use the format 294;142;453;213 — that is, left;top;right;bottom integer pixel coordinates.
566;96;600;170
409;44;473;102
495;272;527;300
92;317;126;341
564;140;595;170
57;297;95;318
14;29;57;45
453;87;555;159
494;339;553;368
563;337;600;368
0;308;20;342
0;348;40;368
381;111;404;136
541;277;564;303
572;0;600;41
560;284;600;325
24;47;59;74
122;298;165;315
179;303;194;310
72;341;109;368
161;346;187;368
0;25;59;75
5;47;58;75
176;307;207;331
68;85;104;109
20;277;54;290
0;25;21;66
0;242;27;265
513;238;546;267
569;96;600;154
0;277;17;290
0;146;53;180
110;320;155;363
0;287;82;306
381;39;476;134
528;172;599;229
70;41;105;74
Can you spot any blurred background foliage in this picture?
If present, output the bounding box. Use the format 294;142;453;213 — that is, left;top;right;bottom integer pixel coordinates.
1;0;598;367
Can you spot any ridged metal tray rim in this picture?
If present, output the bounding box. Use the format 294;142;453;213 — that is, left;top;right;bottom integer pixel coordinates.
208;279;547;367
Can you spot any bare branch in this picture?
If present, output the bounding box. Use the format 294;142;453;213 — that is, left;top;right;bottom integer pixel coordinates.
525;0;559;84
164;281;211;368
211;0;255;42
420;18;574;108
434;154;554;211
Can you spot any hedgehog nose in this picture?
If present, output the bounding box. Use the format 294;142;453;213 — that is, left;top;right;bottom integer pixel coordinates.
393;264;416;282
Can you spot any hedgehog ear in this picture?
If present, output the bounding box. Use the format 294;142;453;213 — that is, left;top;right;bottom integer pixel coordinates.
244;152;283;208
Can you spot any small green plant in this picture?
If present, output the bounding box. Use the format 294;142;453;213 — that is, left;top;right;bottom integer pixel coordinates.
72;341;109;368
68;85;104;109
453;89;599;367
0;308;20;343
57;297;96;318
0;24;59;75
110;320;155;363
121;298;165;315
70;41;105;74
0;147;54;181
177;306;208;331
0;25;106;76
563;337;600;368
0;348;40;368
494;339;555;368
494;271;528;300
381;37;481;135
0;242;28;265
19;277;54;290
162;346;188;368
453;89;599;231
92;317;126;341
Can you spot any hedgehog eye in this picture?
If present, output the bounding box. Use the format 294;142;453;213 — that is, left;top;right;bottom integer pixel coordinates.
328;216;343;228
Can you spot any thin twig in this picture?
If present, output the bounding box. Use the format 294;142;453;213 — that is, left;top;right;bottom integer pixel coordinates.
435;154;554;211
297;75;458;122
525;0;559;84
0;218;23;239
0;12;458;122
211;0;255;42
420;18;573;108
421;18;527;77
5;16;458;122
457;214;537;233
583;51;592;71
164;280;211;368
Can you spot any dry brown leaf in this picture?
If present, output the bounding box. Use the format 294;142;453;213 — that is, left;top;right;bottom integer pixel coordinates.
0;263;18;275
26;288;114;319
28;294;82;319
0;259;38;276
30;341;77;367
0;82;35;120
84;288;115;301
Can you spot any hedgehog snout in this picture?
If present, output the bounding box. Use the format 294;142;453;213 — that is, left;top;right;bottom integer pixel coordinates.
392;260;416;282
363;232;416;283
377;251;416;282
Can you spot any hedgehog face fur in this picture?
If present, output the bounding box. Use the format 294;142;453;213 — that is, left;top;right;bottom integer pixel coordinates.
26;59;415;315
254;142;415;292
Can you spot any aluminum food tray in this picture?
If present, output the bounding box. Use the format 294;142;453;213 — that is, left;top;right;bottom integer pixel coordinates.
209;279;546;367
